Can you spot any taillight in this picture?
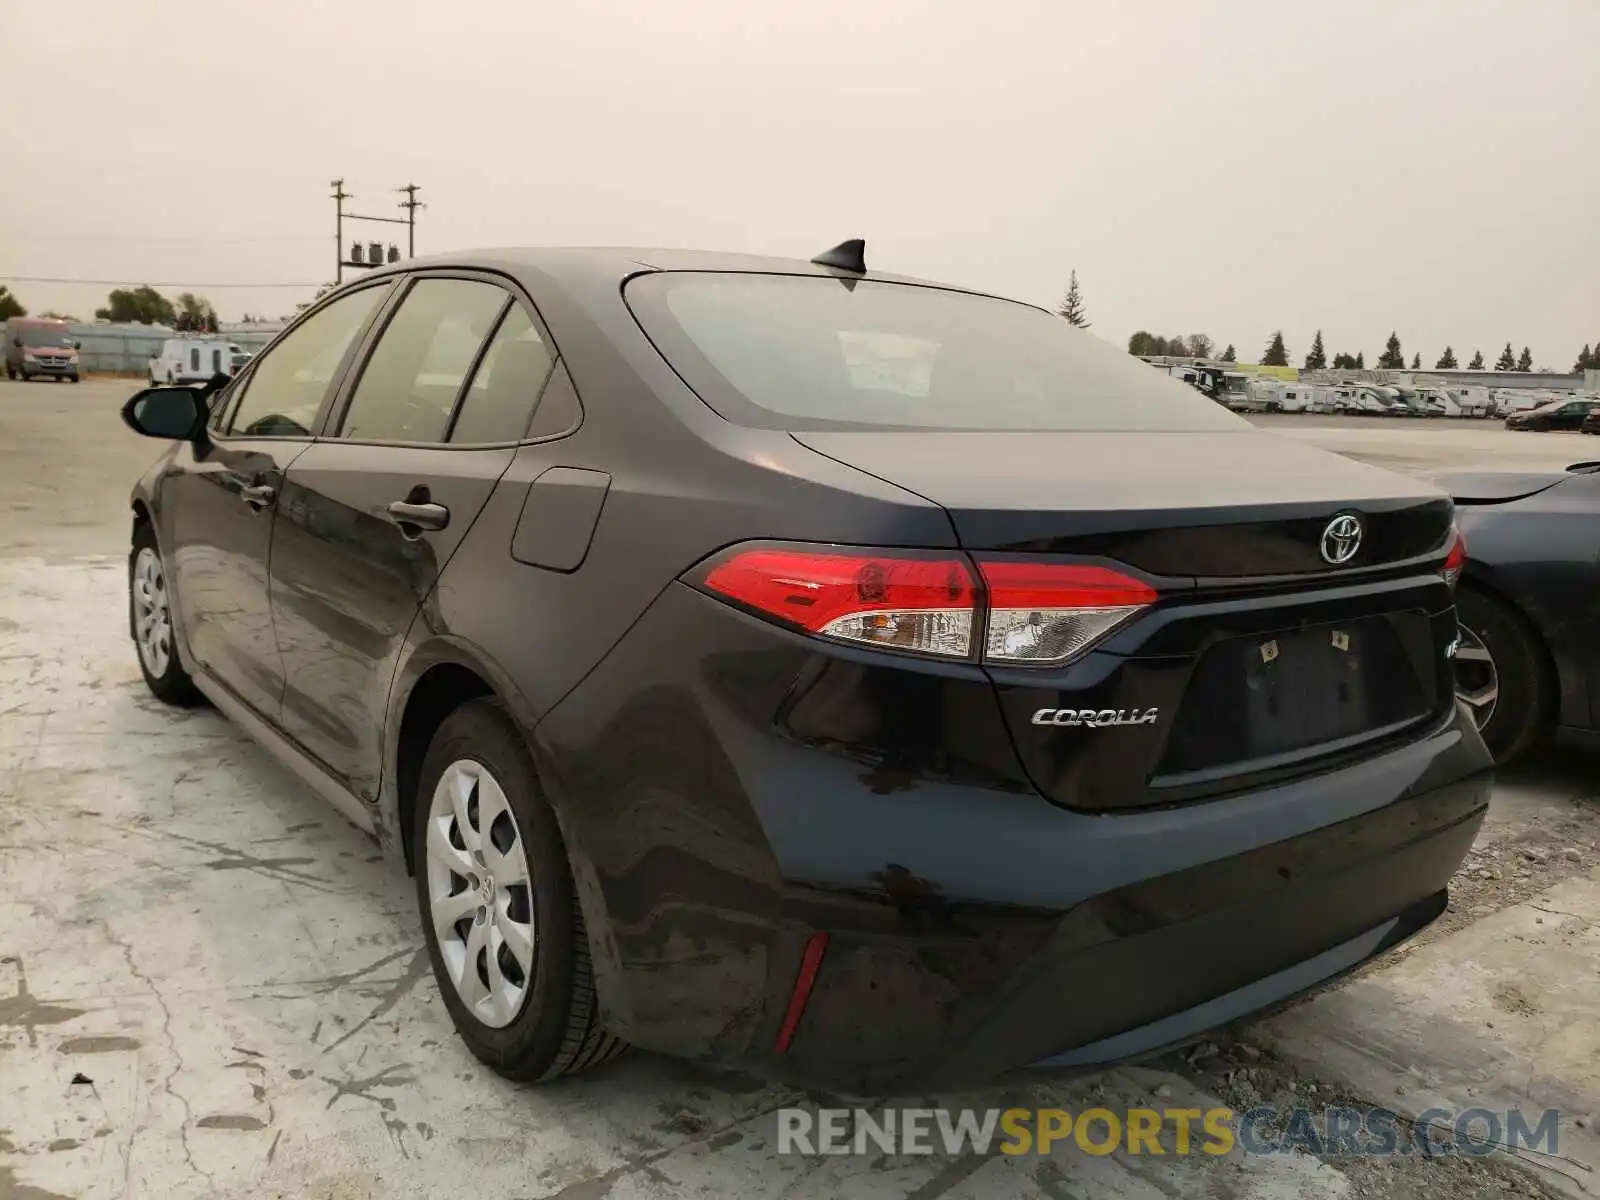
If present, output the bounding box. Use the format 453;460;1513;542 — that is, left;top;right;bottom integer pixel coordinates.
693;543;1159;666
1442;527;1466;588
699;546;977;658
979;560;1158;664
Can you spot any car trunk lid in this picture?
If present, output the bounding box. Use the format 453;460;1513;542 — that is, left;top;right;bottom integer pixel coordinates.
793;428;1460;810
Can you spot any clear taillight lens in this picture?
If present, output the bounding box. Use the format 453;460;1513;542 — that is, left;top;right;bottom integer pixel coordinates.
978;561;1159;665
1442;528;1467;588
698;546;977;658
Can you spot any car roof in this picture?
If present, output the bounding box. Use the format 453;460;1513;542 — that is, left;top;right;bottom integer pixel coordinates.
349;244;1006;303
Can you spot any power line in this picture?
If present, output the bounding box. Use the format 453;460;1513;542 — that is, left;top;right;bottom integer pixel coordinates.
0;275;323;288
17;233;326;243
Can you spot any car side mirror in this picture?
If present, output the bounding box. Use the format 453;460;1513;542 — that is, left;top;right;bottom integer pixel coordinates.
121;386;208;441
73;340;83;350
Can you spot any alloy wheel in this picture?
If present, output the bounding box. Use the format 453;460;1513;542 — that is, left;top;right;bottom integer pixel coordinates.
425;759;537;1028
1453;624;1499;732
132;547;173;678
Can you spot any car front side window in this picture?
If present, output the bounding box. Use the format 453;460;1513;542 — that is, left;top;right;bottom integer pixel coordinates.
224;284;392;438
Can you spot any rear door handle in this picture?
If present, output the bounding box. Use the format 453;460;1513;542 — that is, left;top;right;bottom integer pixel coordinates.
240;484;276;509
386;500;450;533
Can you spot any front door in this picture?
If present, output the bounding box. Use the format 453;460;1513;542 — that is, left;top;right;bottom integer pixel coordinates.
165;282;393;720
270;276;558;798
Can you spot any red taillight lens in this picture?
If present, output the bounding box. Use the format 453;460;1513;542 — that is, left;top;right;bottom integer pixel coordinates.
1442;528;1467;588
700;546;978;658
978;561;1158;664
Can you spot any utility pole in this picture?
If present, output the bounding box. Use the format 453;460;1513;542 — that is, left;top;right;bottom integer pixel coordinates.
330;180;422;284
330;178;350;285
396;184;425;259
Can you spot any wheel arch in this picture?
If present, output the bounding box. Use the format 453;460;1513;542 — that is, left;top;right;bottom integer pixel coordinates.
384;635;544;876
1457;570;1562;724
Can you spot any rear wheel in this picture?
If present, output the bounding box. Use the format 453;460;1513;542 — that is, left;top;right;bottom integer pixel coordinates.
129;524;202;705
414;700;626;1082
1454;583;1551;763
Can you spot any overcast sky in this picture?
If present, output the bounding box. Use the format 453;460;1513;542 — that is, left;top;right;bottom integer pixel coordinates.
3;0;1595;367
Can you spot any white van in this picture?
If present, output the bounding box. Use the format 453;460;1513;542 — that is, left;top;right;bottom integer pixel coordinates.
148;337;242;385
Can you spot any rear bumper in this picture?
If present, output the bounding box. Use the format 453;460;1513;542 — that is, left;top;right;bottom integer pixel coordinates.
534;583;1493;1091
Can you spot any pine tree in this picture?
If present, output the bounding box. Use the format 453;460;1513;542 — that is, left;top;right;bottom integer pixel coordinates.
1435;346;1458;369
1057;271;1090;328
1495;343;1517;371
1411;353;1421;369
1468;349;1485;369
1516;346;1533;372
1219;344;1236;362
1576;345;1594;372
1377;331;1405;369
1303;330;1327;370
1262;331;1289;367
1354;352;1365;369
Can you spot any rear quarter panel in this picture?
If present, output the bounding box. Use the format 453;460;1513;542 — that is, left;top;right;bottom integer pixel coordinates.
1456;471;1600;731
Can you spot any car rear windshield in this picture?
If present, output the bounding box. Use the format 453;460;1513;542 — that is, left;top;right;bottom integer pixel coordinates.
625;271;1248;433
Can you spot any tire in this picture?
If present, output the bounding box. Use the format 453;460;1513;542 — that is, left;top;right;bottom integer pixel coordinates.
414;699;626;1082
129;523;202;705
1454;583;1552;763
69;375;79;384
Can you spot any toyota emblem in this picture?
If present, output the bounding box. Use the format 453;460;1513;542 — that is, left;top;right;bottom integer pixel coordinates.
1320;513;1364;565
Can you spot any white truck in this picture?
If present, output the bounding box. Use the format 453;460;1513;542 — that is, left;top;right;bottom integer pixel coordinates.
148;337;246;385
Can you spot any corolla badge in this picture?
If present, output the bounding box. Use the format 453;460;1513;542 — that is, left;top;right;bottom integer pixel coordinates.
1031;708;1160;728
1320;512;1364;565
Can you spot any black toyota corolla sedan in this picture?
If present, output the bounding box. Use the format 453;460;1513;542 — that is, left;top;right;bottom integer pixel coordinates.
120;242;1493;1091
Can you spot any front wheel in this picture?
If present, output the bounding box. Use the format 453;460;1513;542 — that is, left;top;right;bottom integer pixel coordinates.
1454;584;1551;763
129;524;202;705
415;700;626;1082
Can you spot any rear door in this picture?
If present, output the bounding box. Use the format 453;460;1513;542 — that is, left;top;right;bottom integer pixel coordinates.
269;273;559;799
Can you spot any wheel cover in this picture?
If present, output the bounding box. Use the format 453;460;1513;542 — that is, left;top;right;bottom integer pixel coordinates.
424;759;537;1028
1453;623;1499;732
132;547;173;678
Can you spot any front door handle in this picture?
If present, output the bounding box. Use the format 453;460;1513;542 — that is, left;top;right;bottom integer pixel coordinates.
386;500;450;534
240;483;276;509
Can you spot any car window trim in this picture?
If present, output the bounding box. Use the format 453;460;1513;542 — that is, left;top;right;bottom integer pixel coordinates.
319;266;579;449
213;278;398;442
440;296;516;443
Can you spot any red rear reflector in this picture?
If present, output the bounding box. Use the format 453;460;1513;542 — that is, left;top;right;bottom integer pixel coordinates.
774;932;829;1054
979;561;1158;665
700;547;977;658
1442;528;1466;588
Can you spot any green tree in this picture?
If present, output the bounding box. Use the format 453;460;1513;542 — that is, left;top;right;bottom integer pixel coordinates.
1494;343;1517;371
1516;346;1533;372
1354;352;1365;369
94;286;177;326
1468;349;1485;369
1128;331;1156;355
1330;352;1354;369
1219;344;1237;362
1575;345;1593;372
1261;330;1289;366
1410;353;1421;369
1377;331;1405;369
1057;270;1090;328
173;292;219;332
1187;333;1214;359
0;286;25;320
1435;346;1458;369
1303;330;1327;370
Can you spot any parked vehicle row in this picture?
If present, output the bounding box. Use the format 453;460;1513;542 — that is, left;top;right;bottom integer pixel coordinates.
1504;396;1599;433
147;336;253;385
120;241;1491;1093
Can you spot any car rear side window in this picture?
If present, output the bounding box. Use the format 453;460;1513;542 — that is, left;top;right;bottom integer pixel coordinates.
226;284;391;438
338;279;509;444
626;272;1248;433
448;304;555;444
